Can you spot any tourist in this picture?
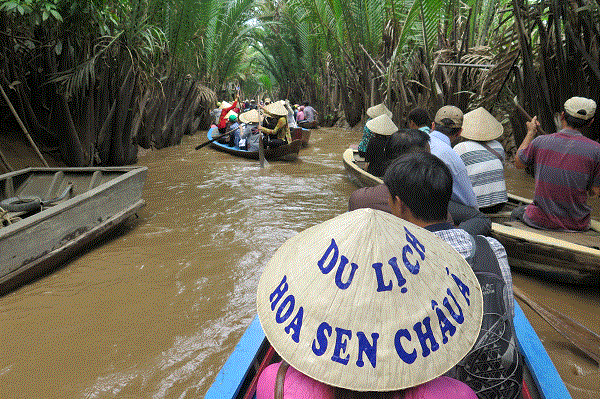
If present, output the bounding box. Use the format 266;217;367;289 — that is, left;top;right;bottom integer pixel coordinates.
407;107;432;135
430;105;490;236
385;152;522;398
259;101;291;148
296;105;305;122
513;96;600;231
357;103;393;157
227;114;241;147
238;109;261;151
302;101;317;125
349;128;429;213
218;95;239;135
454;107;508;213
255;207;483;399
364;114;398;177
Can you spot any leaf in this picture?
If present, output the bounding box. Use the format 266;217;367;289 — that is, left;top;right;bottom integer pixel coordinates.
50;9;62;22
54;40;62;55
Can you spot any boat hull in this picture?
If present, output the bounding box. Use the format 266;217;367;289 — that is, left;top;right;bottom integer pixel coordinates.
0;166;147;295
208;127;302;161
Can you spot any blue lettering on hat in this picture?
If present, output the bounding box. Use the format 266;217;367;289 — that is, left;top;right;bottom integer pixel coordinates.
432;300;456;344
444;288;465;324
413;317;439;357
331;327;352;365
372;257;408;293
356;332;379;368
285;307;304;343
402;227;425;274
317;238;358;290
312;322;333;356
269;275;304;343
269;275;288;310
394;329;417;364
450;273;471;306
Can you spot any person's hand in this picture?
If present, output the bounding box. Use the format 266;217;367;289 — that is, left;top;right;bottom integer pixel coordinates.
526;116;540;134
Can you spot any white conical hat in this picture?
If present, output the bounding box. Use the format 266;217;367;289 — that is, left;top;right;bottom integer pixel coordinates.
239;109;262;124
219;101;232;109
366;114;398;135
265;101;288;116
367;103;393;119
461;107;503;141
257;209;483;392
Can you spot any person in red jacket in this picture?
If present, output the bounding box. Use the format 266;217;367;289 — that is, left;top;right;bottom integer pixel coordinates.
218;95;239;134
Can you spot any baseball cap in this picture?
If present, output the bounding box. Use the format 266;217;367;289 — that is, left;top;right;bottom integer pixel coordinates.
434;105;463;128
564;97;596;120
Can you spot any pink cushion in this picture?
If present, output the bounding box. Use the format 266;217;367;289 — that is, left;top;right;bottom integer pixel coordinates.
256;362;335;399
404;376;477;399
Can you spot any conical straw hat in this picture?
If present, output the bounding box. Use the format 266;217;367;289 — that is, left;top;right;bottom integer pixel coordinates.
225;110;237;120
219;101;232;109
239;109;262;124
257;208;483;392
265;101;288;116
367;103;393;119
461;107;503;141
366;114;398;135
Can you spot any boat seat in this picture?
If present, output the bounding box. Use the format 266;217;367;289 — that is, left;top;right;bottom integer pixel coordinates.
503;220;600;248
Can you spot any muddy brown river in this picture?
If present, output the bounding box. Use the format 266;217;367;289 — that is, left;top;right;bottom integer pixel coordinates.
0;127;598;398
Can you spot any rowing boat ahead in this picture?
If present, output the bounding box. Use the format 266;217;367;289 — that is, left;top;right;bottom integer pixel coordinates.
342;147;600;285
208;127;302;161
205;303;572;399
291;127;311;147
0;166;147;295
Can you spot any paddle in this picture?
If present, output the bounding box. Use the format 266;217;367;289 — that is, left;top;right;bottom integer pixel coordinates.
513;285;600;365
194;128;235;150
257;102;266;168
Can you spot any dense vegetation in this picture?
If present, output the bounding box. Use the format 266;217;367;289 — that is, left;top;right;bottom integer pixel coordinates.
0;0;599;168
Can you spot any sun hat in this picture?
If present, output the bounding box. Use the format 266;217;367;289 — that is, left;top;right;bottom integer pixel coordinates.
225;110;237;120
228;114;237;122
460;107;503;141
256;208;483;392
434;106;463;128
219;101;232;109
366;114;398;135
564;96;596;120
367;103;393;119
404;376;477;399
265;101;288;117
239;109;262;124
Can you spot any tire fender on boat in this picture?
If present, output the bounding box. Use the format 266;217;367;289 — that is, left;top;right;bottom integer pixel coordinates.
0;196;42;213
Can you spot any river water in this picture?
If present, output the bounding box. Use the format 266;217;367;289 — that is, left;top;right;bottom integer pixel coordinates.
0;127;598;398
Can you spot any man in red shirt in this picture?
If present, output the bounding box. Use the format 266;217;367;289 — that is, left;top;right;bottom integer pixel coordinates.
218;95;239;134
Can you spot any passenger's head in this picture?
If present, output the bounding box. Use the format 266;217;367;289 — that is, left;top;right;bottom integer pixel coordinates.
384;152;452;223
407;108;431;129
228;114;237;123
366;114;398;137
366;103;393;119
461;107;503;142
563;96;596;129
433;105;463;143
385;128;430;162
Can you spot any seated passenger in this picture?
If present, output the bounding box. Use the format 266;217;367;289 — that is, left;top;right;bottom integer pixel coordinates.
357;103;393;157
513;96;600;231
255;208;482;399
407;107;432;135
259;101;291;148
454;107;508;213
238;109;261;151
364;114;398;177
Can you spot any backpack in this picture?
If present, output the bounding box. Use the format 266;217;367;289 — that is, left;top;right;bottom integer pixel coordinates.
454;235;523;399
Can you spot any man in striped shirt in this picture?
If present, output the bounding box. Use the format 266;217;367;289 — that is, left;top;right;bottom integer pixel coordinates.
514;96;600;230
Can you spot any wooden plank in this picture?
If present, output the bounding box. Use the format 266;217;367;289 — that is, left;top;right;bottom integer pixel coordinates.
514;302;572;399
205;316;266;399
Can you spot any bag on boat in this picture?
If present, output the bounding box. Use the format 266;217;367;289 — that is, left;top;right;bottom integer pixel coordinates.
452;235;523;399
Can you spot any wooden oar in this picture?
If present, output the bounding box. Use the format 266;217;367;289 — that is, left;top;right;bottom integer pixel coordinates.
513;285;600;365
257;103;266;168
194;128;234;150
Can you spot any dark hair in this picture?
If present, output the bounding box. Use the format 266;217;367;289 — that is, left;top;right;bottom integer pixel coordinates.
383;129;430;173
564;113;592;129
408;108;431;128
434;124;462;137
384;152;452;222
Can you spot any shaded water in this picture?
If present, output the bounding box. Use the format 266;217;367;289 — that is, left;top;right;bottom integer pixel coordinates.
0;128;598;398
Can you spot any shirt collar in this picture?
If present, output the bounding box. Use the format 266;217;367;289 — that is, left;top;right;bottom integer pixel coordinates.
430;130;451;145
424;222;456;232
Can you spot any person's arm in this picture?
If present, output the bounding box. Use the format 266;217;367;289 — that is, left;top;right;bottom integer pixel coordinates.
515;116;539;169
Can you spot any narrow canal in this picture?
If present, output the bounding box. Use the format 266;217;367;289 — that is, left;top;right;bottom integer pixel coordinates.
0;127;598;398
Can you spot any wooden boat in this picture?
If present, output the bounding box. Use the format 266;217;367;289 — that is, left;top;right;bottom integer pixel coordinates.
208;127;302;161
291;127;311;147
298;120;318;129
0;166;147;295
343;146;600;285
488;194;600;286
204;303;572;399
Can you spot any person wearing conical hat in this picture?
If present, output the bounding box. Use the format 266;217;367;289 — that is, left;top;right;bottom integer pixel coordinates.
364;114;398;177
238;109;262;151
255;207;483;398
454;107;508;214
513;96;600;231
259;101;292;148
384;152;522;398
218;94;239;135
357;103;393;157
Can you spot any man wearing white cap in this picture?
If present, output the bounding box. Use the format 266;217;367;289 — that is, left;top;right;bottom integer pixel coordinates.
454;107;508;213
514;96;600;230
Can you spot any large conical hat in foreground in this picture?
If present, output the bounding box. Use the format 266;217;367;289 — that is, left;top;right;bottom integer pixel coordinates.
239;109;262;124
461;107;503;141
366;114;398;135
367;103;393;118
257;208;483;392
265;101;288;116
